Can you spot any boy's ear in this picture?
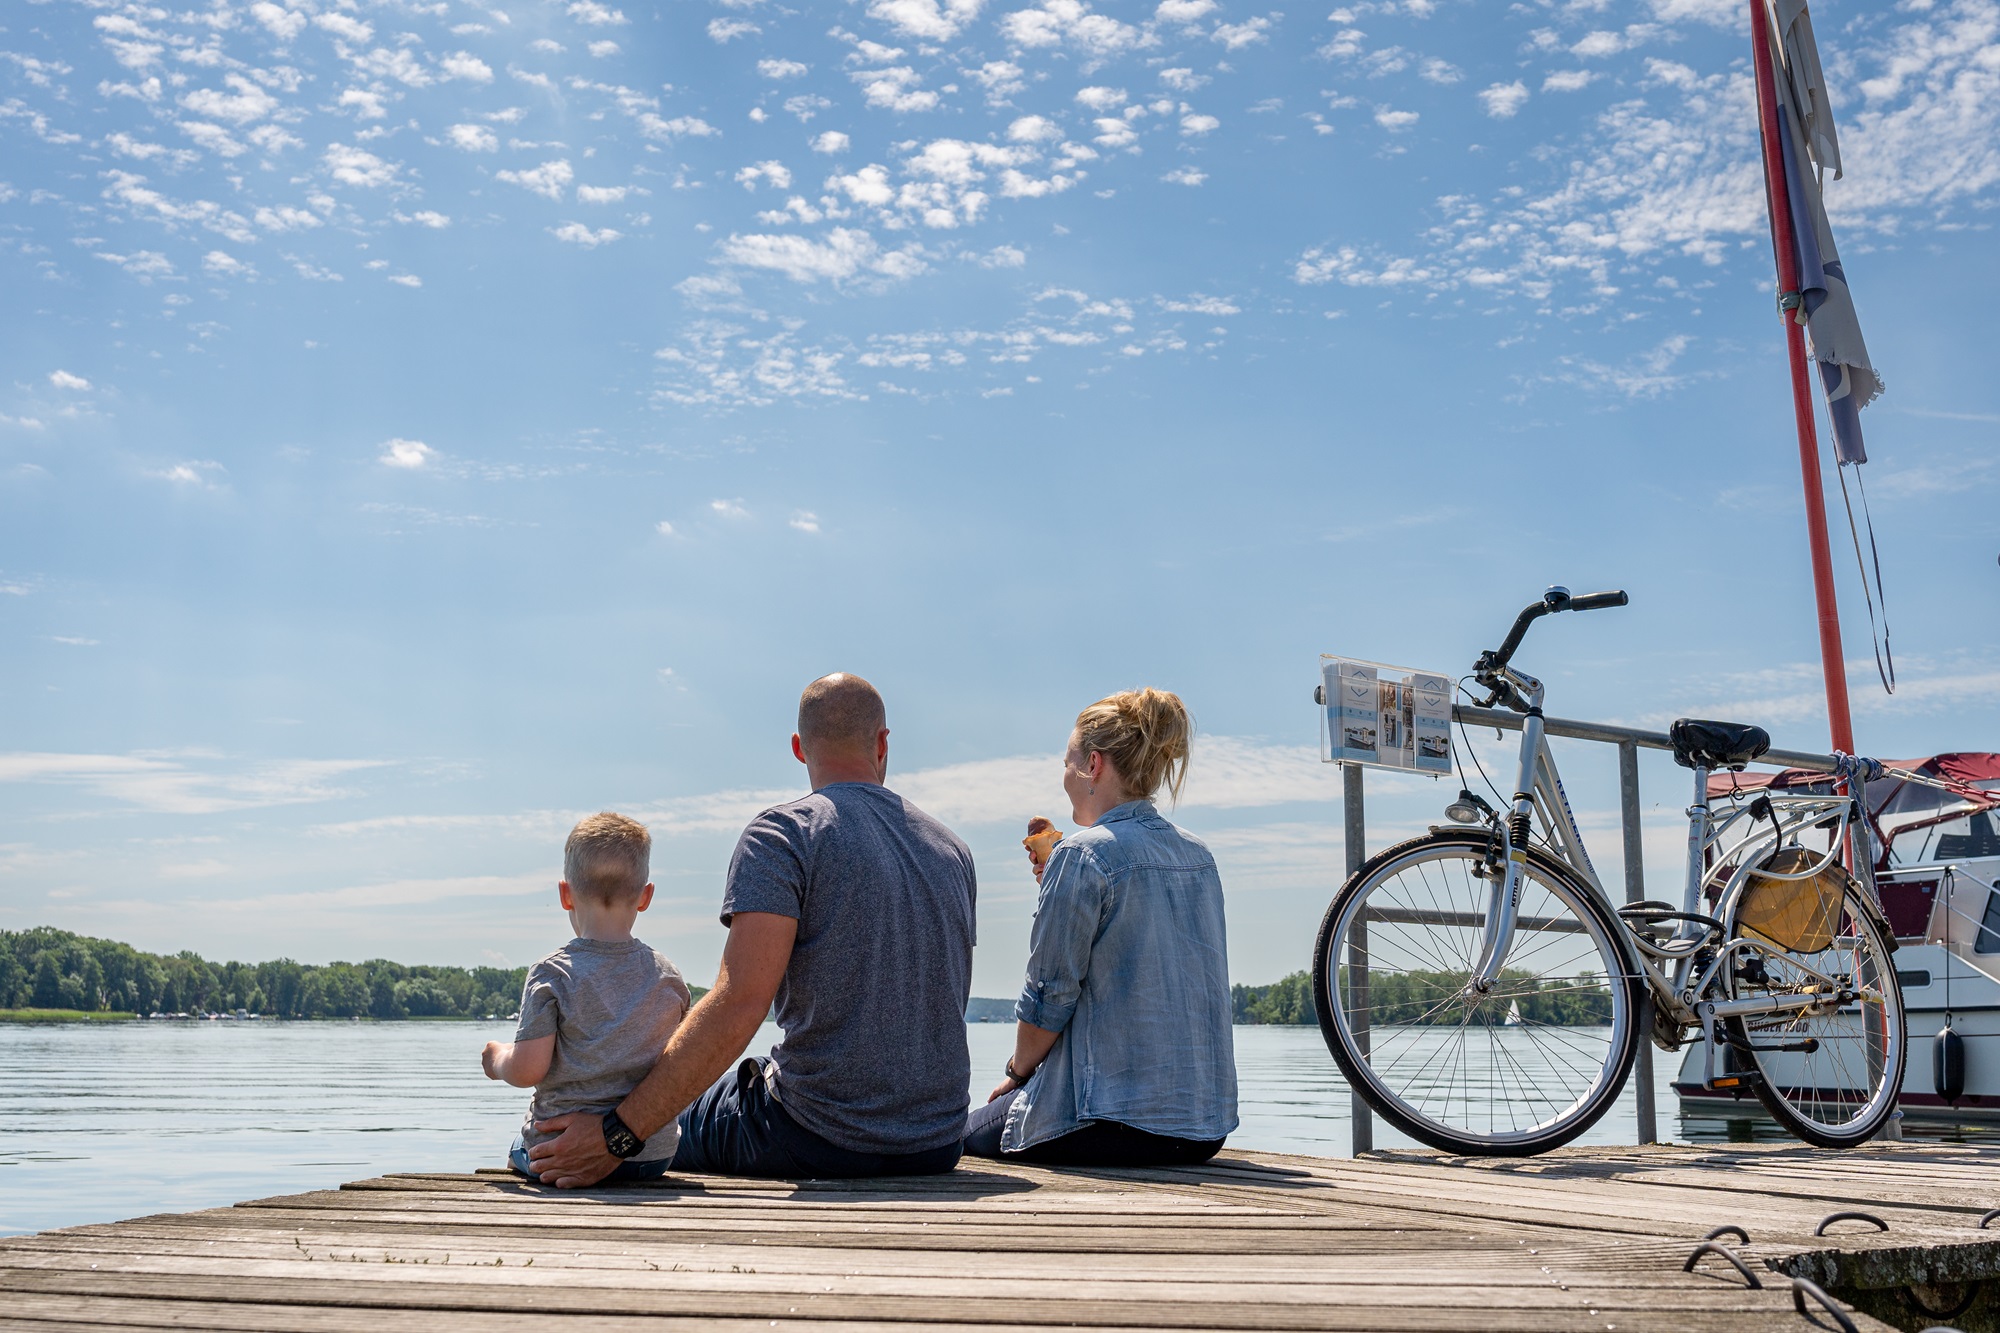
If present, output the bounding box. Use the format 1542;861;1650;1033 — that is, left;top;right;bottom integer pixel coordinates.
635;883;655;912
558;880;575;910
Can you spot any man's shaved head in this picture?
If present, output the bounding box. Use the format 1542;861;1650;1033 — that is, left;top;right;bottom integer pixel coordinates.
798;672;887;754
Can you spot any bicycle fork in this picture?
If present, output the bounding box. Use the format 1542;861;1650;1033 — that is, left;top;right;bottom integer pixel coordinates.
1469;682;1546;992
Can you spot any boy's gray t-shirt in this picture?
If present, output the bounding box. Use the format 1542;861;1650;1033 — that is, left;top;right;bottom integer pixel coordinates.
722;782;976;1155
514;937;691;1162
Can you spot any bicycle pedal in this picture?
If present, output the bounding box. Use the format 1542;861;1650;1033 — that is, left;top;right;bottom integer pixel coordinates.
1705;1071;1762;1093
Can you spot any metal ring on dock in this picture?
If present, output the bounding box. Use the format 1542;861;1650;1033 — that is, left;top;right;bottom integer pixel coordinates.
1682;1240;1762;1288
1814;1210;1889;1237
1977;1208;2000;1230
1790;1278;1859;1333
1702;1224;1750;1246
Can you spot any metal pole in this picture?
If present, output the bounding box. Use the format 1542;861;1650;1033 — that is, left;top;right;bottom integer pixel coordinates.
1343;763;1372;1155
1748;0;1855;755
1618;742;1658;1146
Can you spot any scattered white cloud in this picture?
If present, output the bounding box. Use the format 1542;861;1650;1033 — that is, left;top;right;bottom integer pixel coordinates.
709;18;760;41
324;143;398;188
1211;16;1273;49
551;222;622;246
1007;115;1061;143
735;160;794;190
1181;113;1220;135
811;130;852;154
1478;80;1529;118
568;0;629;24
48;370;91;391
1001;0;1152;63
1543;69;1597;93
446;123;499;152
1375;107;1419;130
1075;85;1126;110
441;52;494;83
201;250;250;276
576;184;630;203
710;498;749;518
588;40;620;57
853;65;941;113
497;159;575;200
1162;165;1206;185
179;75;279;125
789;509;822;533
759;59;809;79
716;227;929;284
379;438;434;468
868;0;985;41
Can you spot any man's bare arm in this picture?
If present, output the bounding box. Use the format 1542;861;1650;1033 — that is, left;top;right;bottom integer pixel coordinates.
525;911;797;1187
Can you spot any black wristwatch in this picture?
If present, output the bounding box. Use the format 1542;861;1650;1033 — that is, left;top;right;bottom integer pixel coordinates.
601;1109;644;1159
1004;1059;1032;1086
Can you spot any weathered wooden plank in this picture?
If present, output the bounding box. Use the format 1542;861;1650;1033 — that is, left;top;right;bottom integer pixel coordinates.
0;1266;1896;1331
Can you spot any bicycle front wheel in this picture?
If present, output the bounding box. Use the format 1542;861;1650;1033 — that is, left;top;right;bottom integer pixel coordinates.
1312;831;1641;1156
1725;884;1906;1148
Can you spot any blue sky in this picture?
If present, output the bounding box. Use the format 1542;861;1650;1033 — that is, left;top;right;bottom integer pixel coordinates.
2;0;1996;996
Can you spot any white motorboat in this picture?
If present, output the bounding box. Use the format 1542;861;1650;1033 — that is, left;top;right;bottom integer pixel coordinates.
1674;753;2000;1123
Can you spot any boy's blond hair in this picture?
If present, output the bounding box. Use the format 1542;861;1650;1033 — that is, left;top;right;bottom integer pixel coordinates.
564;812;652;903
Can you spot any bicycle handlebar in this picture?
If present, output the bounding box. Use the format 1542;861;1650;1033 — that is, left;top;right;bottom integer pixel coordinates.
1476;587;1628;677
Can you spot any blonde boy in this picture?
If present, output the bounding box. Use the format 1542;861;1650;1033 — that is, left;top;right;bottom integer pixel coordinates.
482;812;692;1181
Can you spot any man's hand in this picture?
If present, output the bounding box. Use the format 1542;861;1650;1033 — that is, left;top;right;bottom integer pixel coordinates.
986;1077;1019;1104
525;1113;617;1188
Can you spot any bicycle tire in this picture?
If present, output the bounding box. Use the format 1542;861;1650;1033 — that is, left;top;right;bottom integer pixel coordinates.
1724;883;1906;1148
1312;830;1642;1156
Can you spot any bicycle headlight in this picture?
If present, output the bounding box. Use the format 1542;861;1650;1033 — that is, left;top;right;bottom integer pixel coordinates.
1444;789;1484;824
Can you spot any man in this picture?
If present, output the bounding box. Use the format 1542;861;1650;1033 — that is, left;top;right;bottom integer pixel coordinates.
527;672;976;1182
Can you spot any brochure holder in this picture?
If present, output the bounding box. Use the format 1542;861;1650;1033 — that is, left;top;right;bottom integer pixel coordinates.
1320;656;1452;774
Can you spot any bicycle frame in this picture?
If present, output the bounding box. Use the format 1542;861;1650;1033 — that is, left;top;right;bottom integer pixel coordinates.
1467;664;1864;1055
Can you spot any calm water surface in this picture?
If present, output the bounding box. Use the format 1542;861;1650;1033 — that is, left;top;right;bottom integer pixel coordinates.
3;1020;1701;1235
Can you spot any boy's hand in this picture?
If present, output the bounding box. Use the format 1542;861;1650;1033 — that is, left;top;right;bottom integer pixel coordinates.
526;1113;618;1188
481;1041;506;1080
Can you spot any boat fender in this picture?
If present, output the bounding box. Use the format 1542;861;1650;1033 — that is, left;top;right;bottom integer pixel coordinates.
1934;1025;1967;1103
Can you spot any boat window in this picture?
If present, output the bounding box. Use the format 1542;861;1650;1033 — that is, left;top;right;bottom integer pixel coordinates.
1936;810;2000;861
1896;969;1932;989
1978;889;2000;955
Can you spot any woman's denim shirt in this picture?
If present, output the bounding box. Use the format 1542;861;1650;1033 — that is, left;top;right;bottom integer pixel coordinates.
1004;800;1238;1151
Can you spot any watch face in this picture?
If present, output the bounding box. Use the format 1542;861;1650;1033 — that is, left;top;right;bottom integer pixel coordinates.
603;1113;642;1157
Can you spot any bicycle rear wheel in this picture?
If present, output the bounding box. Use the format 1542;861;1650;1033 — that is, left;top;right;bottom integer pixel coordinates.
1312;831;1641;1156
1724;884;1906;1148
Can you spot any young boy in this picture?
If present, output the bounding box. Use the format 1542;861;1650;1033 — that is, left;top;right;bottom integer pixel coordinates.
482;812;692;1182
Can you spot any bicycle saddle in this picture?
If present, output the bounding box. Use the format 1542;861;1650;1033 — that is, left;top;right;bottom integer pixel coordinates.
1670;718;1771;771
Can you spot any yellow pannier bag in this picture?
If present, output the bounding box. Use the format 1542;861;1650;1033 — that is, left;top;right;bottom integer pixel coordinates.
1737;846;1847;954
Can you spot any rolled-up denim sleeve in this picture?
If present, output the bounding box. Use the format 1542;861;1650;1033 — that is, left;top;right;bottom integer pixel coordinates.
1015;844;1104;1033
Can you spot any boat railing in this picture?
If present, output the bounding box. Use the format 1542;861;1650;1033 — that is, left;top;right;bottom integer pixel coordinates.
1334;703;1857;1154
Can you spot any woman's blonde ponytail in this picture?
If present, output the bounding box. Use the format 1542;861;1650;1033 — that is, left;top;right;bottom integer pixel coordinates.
1073;687;1192;805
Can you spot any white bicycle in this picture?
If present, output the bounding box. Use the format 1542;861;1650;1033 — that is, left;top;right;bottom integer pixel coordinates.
1313;588;1906;1154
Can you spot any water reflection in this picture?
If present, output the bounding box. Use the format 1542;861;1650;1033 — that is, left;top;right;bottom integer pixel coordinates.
4;1020;1978;1238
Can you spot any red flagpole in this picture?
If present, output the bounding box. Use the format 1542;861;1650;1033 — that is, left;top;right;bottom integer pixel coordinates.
1749;0;1855;755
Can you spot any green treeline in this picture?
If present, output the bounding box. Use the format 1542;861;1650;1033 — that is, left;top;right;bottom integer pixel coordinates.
0;926;528;1020
1232;969;1614;1026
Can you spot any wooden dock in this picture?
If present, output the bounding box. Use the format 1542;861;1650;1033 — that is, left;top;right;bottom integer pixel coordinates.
6;1143;2000;1332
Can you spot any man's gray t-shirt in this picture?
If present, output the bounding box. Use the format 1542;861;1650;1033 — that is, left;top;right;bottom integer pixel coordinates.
722;782;976;1155
514;937;692;1162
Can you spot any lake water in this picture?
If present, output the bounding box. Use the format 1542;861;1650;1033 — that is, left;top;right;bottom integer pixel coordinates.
3;1019;1701;1236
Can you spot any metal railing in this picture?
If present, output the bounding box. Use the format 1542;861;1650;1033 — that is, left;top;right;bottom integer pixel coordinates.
1338;704;1850;1155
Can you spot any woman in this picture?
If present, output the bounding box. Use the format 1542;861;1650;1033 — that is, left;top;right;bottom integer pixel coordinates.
964;687;1237;1166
